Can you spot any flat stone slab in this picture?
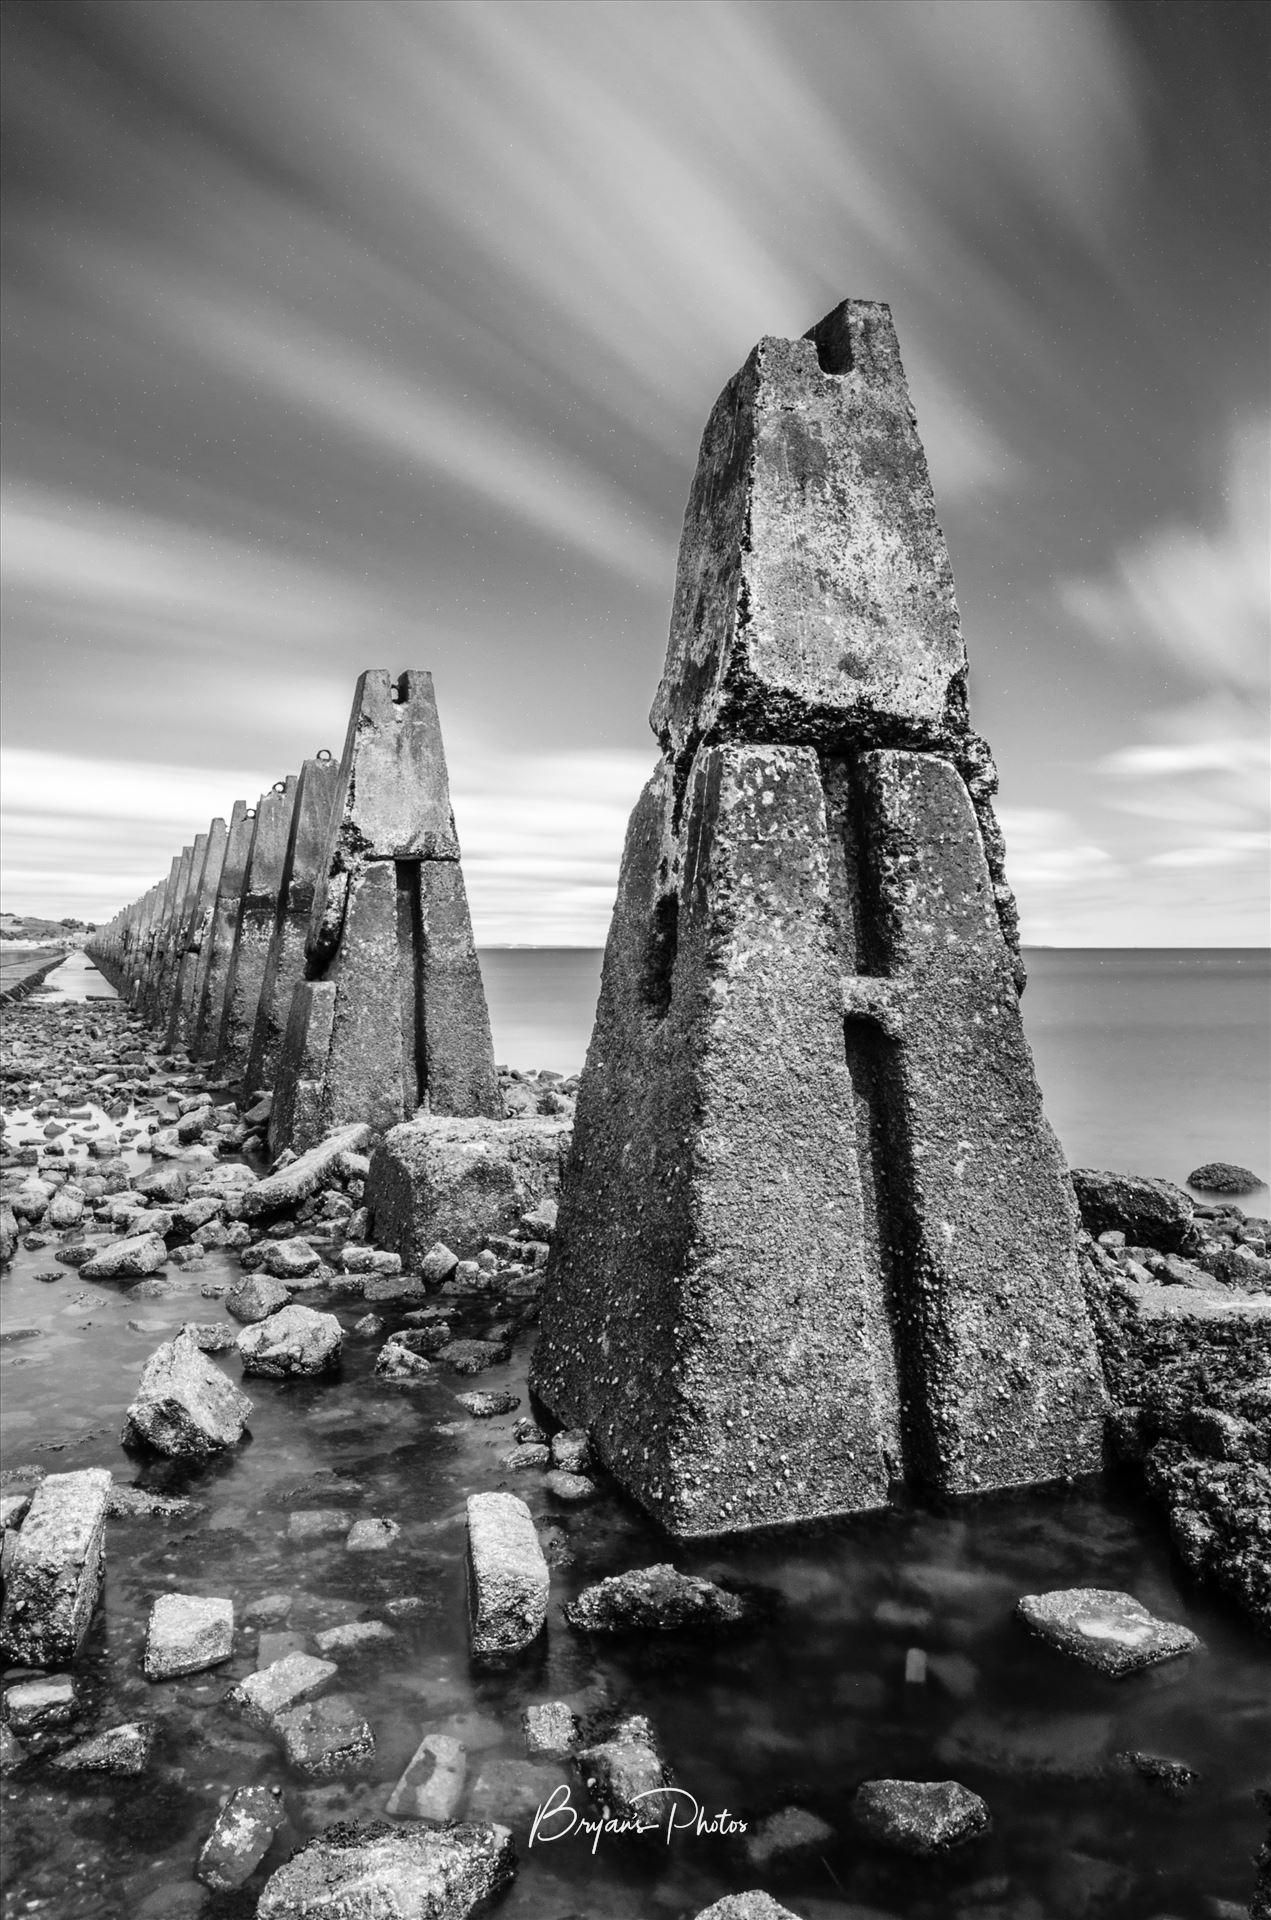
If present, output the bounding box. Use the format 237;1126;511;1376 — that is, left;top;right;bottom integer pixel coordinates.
313;1620;394;1655
386;1731;467;1820
851;1778;991;1855
0;1466;111;1666
197;1784;286;1891
121;1334;252;1458
273;1692;375;1777
255;1818;516;1919
466;1492;548;1660
564;1563;745;1633
1016;1588;1202;1676
456;1391;520;1418
346;1517;399;1551
4;1674;76;1734
239;1124;371;1218
145;1592;234;1679
81;1232;168;1281
50;1721;155;1775
229;1651;337;1727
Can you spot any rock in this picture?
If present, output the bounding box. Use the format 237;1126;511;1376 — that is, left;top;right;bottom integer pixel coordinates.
0;1493;31;1529
225;1273;291;1323
421;1240;459;1284
466;1491;549;1659
550;1428;591;1473
81;1231;168;1280
500;1444;549;1471
523;1700;579;1758
122;1334;252;1457
261;1236;323;1280
196;1784;286;1891
565;1562;745;1633
313;1620;394;1655
520;1196;557;1240
693;1898;803;1920
229;1651;337;1726
107;1486;193;1519
545;1470;597;1504
1110;1749;1198;1794
374;1342;433;1382
577;1714;674;1825
456;1391;520;1418
744;1806;835;1869
0;1466;111;1666
340;1245;401;1275
354;1313;386;1336
50;1720;155;1775
255;1818;515;1919
386;1732;467;1819
937;1708;1113;1781
240;1124;372;1218
1189;1162;1263;1195
144;1592;234;1679
47;1186;86;1228
133;1163;194;1204
237;1303;342;1377
3;1674;77;1733
289;1510;352;1543
1070;1169;1196;1252
0;1205;18;1264
1016;1588;1201;1676
438;1338;509;1375
365;1114;572;1264
273;1693;375;1776
851;1778;990;1855
180;1320;236;1353
0;1725;27;1773
346;1517;400;1551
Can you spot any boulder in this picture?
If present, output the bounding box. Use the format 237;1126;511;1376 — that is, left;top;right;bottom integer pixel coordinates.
197;1784;286;1892
237;1304;342;1378
240;1124;372;1219
255;1819;515;1919
225;1273;291;1323
346;1517;399;1551
365;1114;572;1264
1070;1169;1196;1252
144;1593;234;1679
81;1232;168;1281
466;1492;549;1660
420;1241;459;1285
0;1467;111;1666
693;1899;803;1920
122;1335;252;1457
50;1720;155;1775
229;1651;337;1727
565;1563;745;1633
545;1470;596;1503
851;1777;991;1855
1188;1162;1263;1195
438;1339;509;1375
133;1163;194;1204
1016;1588;1201;1676
386;1732;467;1819
261;1237;323;1280
456;1391;520;1418
4;1674;76;1733
523;1701;579;1759
273;1693;375;1777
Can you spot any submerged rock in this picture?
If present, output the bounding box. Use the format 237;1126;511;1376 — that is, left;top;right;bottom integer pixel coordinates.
1189;1161;1263;1195
3;1674;77;1734
273;1694;375;1777
386;1732;467;1820
1016;1588;1201;1676
743;1806;835;1870
522;1700;579;1759
50;1720;155;1775
565;1563;745;1633
196;1783;285;1891
255;1818;515;1919
0;1466;111;1666
466;1491;549;1660
694;1898;803;1920
144;1592;234;1680
577;1714;674;1825
229;1650;337;1727
121;1335;252;1457
851;1777;990;1855
237;1304;342;1377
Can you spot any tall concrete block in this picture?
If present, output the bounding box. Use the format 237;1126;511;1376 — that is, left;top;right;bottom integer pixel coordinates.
145;844;195;1028
192;799;255;1060
168;817;228;1050
0;1468;112;1667
244;754;340;1093
270;671;498;1154
531;299;1104;1537
214;777;298;1078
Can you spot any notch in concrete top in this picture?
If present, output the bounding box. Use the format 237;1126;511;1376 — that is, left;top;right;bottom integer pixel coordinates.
650;297;969;769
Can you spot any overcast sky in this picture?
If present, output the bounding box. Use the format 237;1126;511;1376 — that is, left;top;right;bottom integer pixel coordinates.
2;0;1266;942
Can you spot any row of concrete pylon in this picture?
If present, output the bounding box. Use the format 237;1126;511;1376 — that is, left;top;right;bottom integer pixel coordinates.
86;670;501;1158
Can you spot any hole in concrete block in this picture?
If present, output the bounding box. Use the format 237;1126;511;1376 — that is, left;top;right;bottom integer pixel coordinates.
641;892;679;1020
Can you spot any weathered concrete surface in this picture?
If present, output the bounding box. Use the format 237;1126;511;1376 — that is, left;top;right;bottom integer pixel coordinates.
192;800;254;1060
168;816;228;1050
142;844;193;1026
144;1592;234;1679
466;1491;549;1660
365;1114;572;1263
239;1122;370;1218
0;1468;111;1667
271;671;499;1153
245;754;340;1094
214;777;298;1076
531;299;1103;1537
255;1819;516;1920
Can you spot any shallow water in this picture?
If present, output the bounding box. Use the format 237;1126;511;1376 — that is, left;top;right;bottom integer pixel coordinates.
2;1110;1269;1916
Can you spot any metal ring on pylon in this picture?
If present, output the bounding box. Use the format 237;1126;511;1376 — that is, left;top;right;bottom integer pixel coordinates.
245;808;257;819
316;749;333;762
273;781;287;793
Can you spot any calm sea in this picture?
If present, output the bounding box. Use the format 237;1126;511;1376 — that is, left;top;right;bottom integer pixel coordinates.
479;946;1270;1196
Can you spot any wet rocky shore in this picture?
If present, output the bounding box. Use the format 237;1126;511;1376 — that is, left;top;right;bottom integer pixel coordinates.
1;994;1269;1920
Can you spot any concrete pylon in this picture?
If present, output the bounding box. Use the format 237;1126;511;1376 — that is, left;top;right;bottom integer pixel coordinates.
191;800;254;1060
167;818;228;1050
243;753;340;1095
270;670;499;1154
143;845;194;1029
213;777;299;1077
531;299;1105;1538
